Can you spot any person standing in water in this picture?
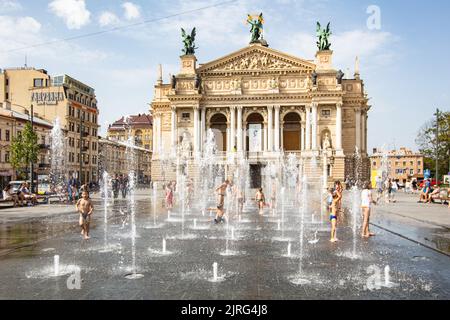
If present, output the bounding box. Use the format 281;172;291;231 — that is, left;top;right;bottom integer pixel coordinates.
215;180;230;209
255;188;266;215
329;191;340;242
165;181;174;210
334;180;343;214
76;191;94;240
361;181;377;238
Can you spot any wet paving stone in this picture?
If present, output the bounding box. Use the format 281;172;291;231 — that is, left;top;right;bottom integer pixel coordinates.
0;195;449;300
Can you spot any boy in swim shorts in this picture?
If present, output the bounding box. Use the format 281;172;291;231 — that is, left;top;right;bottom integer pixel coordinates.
76;191;94;240
330;192;339;243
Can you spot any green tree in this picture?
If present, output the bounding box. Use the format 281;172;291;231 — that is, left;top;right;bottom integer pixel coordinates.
10;122;39;179
416;110;450;180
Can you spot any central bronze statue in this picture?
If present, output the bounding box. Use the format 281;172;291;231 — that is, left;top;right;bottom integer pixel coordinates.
247;13;264;43
316;22;332;51
181;27;197;55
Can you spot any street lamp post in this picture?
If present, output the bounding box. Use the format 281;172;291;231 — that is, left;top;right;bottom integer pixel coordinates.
30;104;35;194
435;108;439;185
79;115;84;186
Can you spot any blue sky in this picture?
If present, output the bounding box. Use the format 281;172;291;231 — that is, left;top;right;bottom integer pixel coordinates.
1;0;449;152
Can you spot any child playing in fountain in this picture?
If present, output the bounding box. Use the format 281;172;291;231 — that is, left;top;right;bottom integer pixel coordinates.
361;181;377;238
215;180;230;209
255;188;266;215
76;191;94;240
326;187;334;212
329;191;340;243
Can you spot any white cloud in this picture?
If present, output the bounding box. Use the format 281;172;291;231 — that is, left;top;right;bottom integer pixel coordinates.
0;15;41;48
122;2;141;20
48;0;91;30
282;29;396;72
99;11;120;27
0;0;22;12
159;0;258;50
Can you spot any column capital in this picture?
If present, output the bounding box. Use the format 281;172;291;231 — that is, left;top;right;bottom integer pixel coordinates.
236;105;243;111
353;107;361;113
274;105;281;111
336;102;343;108
311;102;318;108
229;105;237;110
171;106;177;112
193;105;200;111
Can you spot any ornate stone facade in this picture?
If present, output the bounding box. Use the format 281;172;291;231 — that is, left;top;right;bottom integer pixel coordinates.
150;42;370;185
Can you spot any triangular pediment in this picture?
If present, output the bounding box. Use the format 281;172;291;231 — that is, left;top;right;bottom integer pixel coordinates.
197;44;315;74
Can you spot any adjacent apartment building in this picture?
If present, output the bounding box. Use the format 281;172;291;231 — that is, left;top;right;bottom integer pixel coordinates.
98;138;152;184
370;147;424;183
0;101;53;189
0;68;100;184
107;114;153;151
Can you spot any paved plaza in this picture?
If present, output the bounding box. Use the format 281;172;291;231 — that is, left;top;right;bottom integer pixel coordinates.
0;190;449;300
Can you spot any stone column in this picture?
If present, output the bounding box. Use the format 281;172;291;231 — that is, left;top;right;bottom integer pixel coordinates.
305;106;311;150
152;114;158;153
361;111;366;153
311;102;318;150
336;103;342;150
243;121;247;152
281;121;284;151
226;126;230;152
300;127;306;151
201;107;206;150
267;106;273;151
263;123;267;152
157;114;162;152
230;106;236;151
274;105;280;151
355;107;361;151
237;106;243;152
171;107;177;146
193;106;199;153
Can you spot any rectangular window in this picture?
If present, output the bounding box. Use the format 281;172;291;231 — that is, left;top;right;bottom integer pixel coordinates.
410;169;414;175
182;113;190;121
5;93;9;100
6;130;10;141
41;135;45;144
418;169;421;174
418;161;421;165
321;110;331;117
33;79;44;87
5;151;10;163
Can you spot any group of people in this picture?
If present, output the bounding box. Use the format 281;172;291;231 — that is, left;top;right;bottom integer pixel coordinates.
418;178;450;207
111;175;130;199
328;180;377;242
374;176;399;204
2;183;38;207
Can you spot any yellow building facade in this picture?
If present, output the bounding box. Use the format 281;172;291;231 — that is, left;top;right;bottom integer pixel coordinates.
0;102;52;189
0;68;100;183
150;40;370;185
107;114;153;151
370;147;424;183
